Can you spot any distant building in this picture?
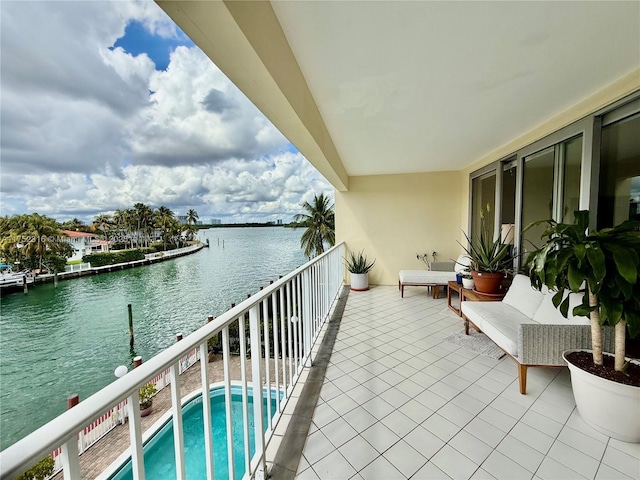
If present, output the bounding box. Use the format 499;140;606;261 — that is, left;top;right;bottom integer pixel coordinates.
210;219;222;225
177;216;203;225
277;219;283;225
61;230;110;262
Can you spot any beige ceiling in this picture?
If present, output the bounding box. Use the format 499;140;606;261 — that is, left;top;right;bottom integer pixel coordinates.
158;1;640;187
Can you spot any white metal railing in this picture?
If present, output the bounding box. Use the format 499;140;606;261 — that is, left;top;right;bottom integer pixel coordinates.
64;263;92;273
143;243;202;260
49;346;202;474
0;242;344;480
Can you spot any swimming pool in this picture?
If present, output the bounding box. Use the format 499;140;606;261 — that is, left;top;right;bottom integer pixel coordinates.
108;385;278;480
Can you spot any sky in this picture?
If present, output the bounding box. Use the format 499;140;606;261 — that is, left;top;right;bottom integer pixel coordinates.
0;0;334;224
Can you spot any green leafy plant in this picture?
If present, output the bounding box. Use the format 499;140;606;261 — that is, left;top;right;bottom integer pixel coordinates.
17;456;54;480
525;210;640;373
139;383;157;410
344;250;376;274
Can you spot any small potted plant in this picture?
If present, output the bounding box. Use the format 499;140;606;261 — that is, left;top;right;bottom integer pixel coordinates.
526;211;639;442
345;250;375;291
461;272;474;290
139;383;157;417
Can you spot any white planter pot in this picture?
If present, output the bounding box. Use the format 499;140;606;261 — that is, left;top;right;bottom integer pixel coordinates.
563;349;640;443
462;278;474;289
350;273;369;291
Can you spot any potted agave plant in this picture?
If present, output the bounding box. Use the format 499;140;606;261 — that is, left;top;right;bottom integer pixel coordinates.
526;211;640;442
460;211;512;294
345;250;375;291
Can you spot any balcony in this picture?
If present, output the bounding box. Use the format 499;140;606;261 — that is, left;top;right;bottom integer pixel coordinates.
2;244;640;479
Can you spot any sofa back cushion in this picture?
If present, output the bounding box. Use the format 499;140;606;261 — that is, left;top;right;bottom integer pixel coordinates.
533;290;590;325
502;274;545;318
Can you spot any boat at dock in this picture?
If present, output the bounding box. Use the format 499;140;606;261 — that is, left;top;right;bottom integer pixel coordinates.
0;265;35;292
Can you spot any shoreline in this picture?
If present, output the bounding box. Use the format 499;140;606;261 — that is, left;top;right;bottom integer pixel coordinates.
0;242;206;295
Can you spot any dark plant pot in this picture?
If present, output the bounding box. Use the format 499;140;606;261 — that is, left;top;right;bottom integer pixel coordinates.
455;273;462;284
471;271;504;294
140;404;153;417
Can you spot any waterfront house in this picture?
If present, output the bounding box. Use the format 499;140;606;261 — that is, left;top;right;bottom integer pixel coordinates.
2;3;638;479
61;230;110;262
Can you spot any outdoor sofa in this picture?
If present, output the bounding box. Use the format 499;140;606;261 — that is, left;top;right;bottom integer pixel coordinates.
461;274;614;394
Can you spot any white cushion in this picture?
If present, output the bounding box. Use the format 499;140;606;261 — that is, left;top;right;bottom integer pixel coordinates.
502;274;545;319
454;254;472;274
462;301;535;356
533;290;590;325
399;270;455;284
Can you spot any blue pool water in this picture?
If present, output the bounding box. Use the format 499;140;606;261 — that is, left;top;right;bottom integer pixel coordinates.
110;386;278;480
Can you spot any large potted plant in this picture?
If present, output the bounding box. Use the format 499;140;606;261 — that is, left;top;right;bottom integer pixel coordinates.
345;250;375;291
526;211;640;442
460;213;512;294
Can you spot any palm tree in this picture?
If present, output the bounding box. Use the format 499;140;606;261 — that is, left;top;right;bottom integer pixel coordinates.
4;213;72;272
113;209;134;248
91;214;113;236
186;209;199;225
293;193;335;258
133;203;153;248
183;223;198;242
155;206;176;251
60;218;87;232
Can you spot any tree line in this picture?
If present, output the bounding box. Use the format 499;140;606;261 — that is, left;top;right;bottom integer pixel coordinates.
91;204;199;251
0;192;337;274
0;205;200;273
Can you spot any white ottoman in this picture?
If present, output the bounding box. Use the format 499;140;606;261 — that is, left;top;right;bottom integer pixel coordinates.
398;270;456;298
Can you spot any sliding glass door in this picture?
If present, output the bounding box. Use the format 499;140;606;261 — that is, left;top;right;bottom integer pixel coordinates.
520;135;582;261
471;171;496;243
522;147;555;255
598;113;640;228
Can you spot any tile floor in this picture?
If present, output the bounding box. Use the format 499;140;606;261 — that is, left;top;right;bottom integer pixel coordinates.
294;286;639;480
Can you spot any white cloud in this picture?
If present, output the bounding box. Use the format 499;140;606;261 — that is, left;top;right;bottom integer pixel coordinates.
1;152;332;223
0;1;332;223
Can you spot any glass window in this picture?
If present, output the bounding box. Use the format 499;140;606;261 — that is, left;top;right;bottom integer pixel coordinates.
471;172;496;242
500;163;517;236
560;136;582;224
522;147;554;255
598;113;640;227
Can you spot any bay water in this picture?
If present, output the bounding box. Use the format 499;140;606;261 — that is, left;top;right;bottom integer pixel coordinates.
0;227;307;450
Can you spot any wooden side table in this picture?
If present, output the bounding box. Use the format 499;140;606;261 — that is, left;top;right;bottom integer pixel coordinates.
447;280;506;317
447;281;466;316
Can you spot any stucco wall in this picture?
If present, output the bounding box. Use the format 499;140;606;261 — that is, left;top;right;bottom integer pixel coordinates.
335;171;465;286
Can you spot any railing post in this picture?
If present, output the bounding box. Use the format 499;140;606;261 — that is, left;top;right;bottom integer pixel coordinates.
199;340;214;480
249;305;266;478
238;315;251;475
127;390;145;480
170;363;185;479
222;326;236;480
302;268;312;365
60;434;81;480
262;297;272;431
66;395;85;455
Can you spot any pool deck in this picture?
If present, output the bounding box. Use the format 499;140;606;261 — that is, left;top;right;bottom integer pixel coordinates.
50;353;269;479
